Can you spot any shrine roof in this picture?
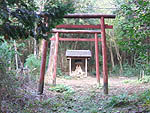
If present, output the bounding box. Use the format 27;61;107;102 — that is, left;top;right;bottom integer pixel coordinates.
66;50;92;58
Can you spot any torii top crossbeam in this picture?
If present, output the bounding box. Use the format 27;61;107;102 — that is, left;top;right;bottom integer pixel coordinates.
51;13;115;34
38;13;116;95
63;13;116;18
40;13;116;18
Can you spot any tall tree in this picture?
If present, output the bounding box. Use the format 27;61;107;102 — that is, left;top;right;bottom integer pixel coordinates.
0;0;74;40
115;0;150;72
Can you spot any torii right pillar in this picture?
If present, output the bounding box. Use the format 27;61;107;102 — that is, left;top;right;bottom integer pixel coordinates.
101;17;108;94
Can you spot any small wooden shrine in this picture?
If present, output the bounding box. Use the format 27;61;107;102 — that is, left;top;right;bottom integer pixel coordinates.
66;50;92;77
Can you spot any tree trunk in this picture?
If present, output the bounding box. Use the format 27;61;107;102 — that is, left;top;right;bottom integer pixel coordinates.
14;40;19;70
108;41;115;69
34;39;38;57
114;40;123;73
39;39;46;58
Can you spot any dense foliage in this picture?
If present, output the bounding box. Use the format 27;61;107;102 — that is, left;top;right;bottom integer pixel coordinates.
0;0;74;112
115;0;150;72
0;0;74;40
1;0;150;112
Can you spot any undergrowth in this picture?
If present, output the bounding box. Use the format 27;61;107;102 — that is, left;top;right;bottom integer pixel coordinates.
0;59;23;113
138;76;150;83
111;64;140;76
139;90;150;106
105;93;137;108
1;81;150;113
48;84;75;95
122;76;150;84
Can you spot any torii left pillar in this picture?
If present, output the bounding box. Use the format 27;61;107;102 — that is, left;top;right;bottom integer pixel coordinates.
38;40;48;94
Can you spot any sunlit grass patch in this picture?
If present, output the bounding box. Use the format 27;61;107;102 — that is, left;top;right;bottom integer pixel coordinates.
123;79;138;84
48;84;75;94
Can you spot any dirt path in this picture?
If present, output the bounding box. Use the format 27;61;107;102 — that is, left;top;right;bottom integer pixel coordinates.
34;75;149;113
44;76;150;95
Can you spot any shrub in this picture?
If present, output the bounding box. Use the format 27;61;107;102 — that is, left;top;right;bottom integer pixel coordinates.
139;76;150;83
24;54;41;70
110;65;120;76
24;54;41;81
57;68;63;76
24;54;41;75
106;93;133;108
110;63;141;77
0;37;16;69
122;64;139;77
139;90;150;106
0;58;19;112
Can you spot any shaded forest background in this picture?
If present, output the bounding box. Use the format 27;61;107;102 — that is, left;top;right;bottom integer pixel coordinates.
0;0;150;112
1;0;149;76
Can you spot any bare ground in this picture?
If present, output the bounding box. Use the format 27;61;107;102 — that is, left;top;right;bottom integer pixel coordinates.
10;75;150;113
44;75;150;96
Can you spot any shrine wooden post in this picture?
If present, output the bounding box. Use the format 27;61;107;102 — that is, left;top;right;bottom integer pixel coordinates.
69;58;72;76
38;40;48;94
85;58;88;77
52;33;59;85
95;33;100;86
101;17;108;94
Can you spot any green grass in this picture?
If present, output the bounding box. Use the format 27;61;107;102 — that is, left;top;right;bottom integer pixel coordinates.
138;76;150;83
123;79;138;84
48;84;75;94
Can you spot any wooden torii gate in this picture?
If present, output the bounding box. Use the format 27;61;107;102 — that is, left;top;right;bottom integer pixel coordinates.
38;14;115;95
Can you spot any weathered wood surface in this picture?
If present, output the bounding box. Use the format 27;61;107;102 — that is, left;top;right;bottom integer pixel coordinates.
46;40;55;79
101;17;108;94
56;24;113;29
50;37;101;42
64;13;116;18
51;29;101;34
